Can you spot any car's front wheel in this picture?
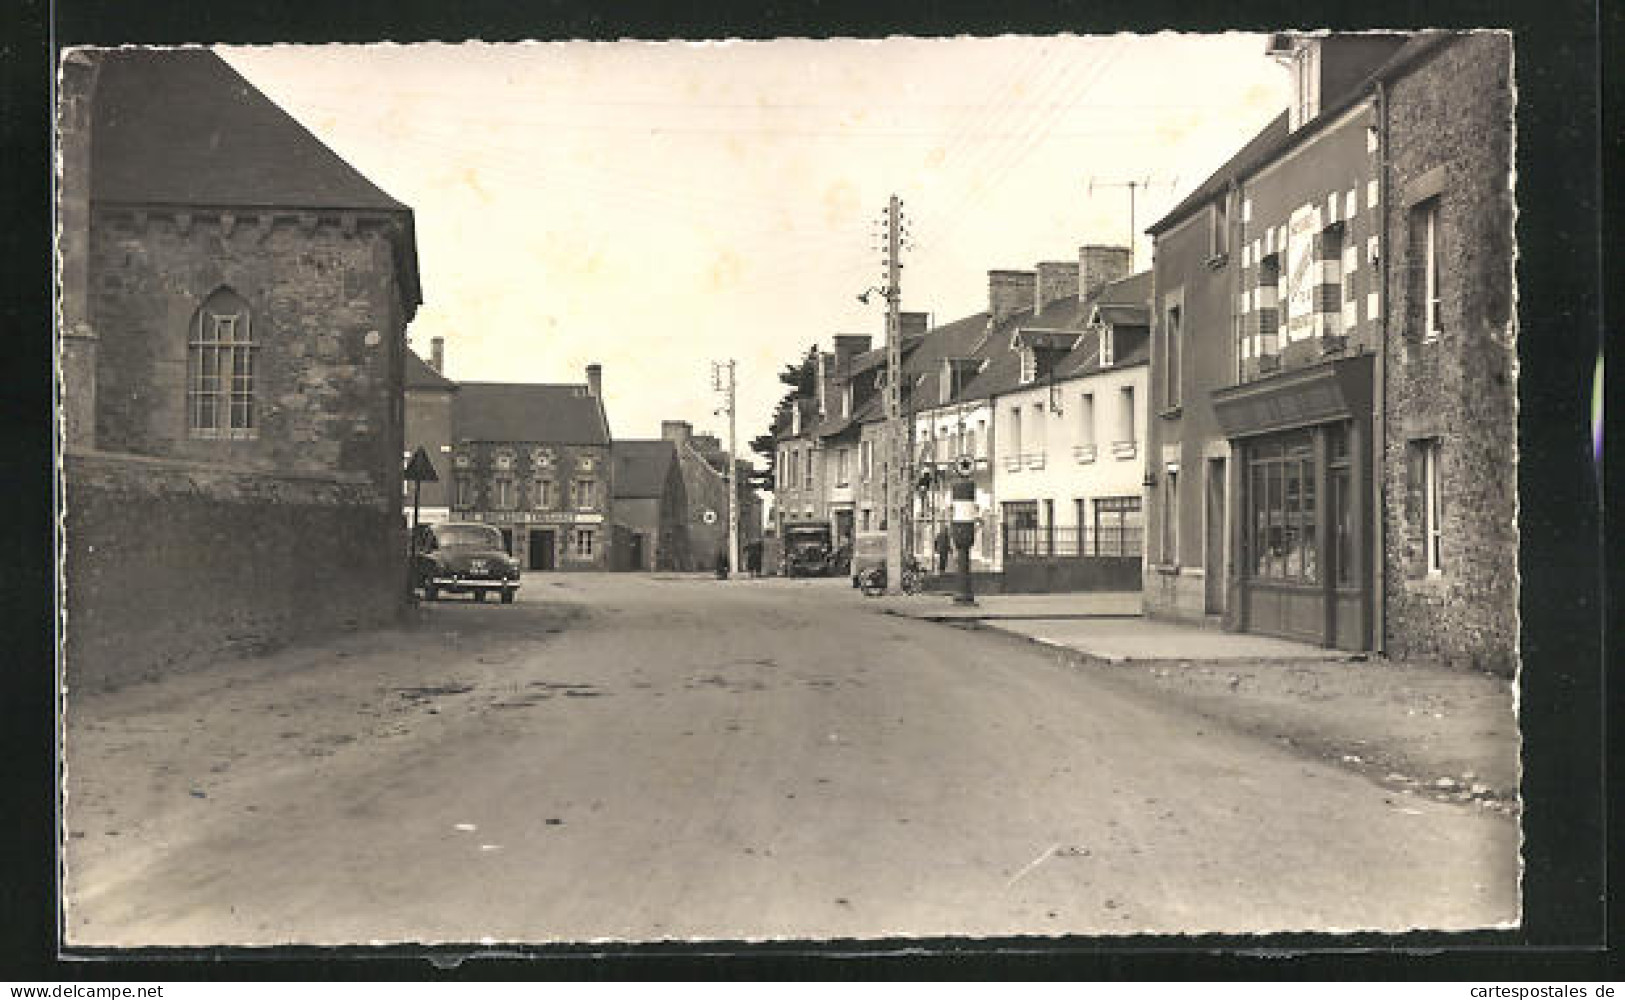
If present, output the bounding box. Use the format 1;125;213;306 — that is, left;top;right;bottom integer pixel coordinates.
500;587;515;604
473;589;487;603
423;582;439;601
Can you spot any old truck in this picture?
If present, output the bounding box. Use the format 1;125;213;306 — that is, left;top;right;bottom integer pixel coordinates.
781;521;834;577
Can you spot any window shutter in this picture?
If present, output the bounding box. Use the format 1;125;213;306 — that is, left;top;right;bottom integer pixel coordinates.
1404;442;1425;578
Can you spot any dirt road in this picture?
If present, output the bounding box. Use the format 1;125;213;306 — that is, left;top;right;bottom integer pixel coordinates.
63;574;1519;945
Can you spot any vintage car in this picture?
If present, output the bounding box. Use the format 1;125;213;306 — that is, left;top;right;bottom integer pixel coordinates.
782;521;834;577
412;522;521;603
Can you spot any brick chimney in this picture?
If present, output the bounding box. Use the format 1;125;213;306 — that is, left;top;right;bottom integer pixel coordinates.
1078;245;1133;303
1034;261;1080;315
661;420;693;447
832;334;871;369
429;336;445;374
585;363;602;398
989;271;1037;324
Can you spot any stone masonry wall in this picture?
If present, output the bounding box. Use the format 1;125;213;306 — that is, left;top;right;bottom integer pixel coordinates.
90;210;407;499
1382;33;1518;674
63;451;406;690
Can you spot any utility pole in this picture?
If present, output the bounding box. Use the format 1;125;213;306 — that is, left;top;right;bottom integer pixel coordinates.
881;194;907;596
712;359;739;577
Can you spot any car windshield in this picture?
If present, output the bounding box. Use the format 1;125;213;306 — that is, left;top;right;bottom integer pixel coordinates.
435;525;504;549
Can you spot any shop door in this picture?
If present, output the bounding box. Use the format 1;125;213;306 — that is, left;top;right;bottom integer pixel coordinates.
528;529;555;570
629;534;645;571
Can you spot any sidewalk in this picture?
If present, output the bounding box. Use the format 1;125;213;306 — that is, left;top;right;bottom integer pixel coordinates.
869;592;1520;814
873;590;1143;621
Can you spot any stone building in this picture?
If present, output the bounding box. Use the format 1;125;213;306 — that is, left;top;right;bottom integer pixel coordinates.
1143;31;1516;669
57;49;422;687
1379;32;1518;672
445;366;613;571
609;438;689;571
664;420;762;569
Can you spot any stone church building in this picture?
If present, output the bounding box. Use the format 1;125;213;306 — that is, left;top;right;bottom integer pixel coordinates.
58;49;422;687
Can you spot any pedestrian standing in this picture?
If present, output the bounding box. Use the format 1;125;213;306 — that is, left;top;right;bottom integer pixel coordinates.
934;526;952;575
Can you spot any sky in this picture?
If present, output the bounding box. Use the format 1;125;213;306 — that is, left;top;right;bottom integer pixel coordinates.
219;36;1290;456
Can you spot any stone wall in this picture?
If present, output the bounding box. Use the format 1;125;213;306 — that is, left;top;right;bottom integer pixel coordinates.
89;208;407;498
450;441;612;571
1382;33;1518;674
62;450;406;690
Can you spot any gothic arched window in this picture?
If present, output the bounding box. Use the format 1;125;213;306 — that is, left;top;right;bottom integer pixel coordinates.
188;287;257;439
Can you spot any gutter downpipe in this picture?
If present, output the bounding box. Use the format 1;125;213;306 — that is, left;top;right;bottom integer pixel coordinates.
1373;78;1390;657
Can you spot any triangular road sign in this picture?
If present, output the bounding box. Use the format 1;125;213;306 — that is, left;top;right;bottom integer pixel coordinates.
404;446;440;483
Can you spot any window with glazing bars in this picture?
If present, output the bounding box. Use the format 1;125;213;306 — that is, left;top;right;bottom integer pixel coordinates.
188;288;257;438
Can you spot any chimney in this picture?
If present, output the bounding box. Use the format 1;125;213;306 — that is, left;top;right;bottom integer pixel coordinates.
1034;261;1080;315
585;363;602;398
899;312;929;339
1078;245;1133;303
817;352;835;415
832;334;871;369
661;420;692;447
988;270;1037;324
430;336;445;374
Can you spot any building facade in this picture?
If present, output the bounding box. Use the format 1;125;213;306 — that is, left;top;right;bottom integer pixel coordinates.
446;367;613;571
59;49;421;687
403;337;456;522
666;420;763;569
1144;31;1516;669
1379;32;1518;672
610;438;689;571
991;270;1150;590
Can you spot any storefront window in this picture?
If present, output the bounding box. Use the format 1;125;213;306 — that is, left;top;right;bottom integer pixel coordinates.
1247;430;1318;584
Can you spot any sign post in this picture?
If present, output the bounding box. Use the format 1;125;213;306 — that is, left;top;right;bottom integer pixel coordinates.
404;446;439;600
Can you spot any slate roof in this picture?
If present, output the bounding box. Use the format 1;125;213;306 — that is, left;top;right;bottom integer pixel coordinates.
452;383;610;446
957;297;1092;402
88;48;424;312
1148;33;1444;236
611;440;679;499
405;349;457;391
90;49;409;213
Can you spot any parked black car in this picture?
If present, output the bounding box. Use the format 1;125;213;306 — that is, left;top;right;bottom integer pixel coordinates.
412;522;521;603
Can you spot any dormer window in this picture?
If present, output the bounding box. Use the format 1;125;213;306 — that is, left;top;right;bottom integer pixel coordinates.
1099;326;1115;368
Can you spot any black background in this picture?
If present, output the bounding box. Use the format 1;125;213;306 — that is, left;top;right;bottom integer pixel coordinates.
4;0;1613;981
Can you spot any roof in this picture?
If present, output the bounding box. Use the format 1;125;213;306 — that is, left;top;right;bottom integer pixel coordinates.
1148;33;1446;235
91;49;409;213
88;48;423;313
957;296;1092;401
610;440;679;499
405;350;457;391
1087;270;1154;329
452;383;610;446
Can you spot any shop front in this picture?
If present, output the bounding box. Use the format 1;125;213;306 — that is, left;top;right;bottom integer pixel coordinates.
1211;354;1373;650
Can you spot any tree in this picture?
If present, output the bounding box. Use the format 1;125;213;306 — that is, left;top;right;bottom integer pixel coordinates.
751;345;820;491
